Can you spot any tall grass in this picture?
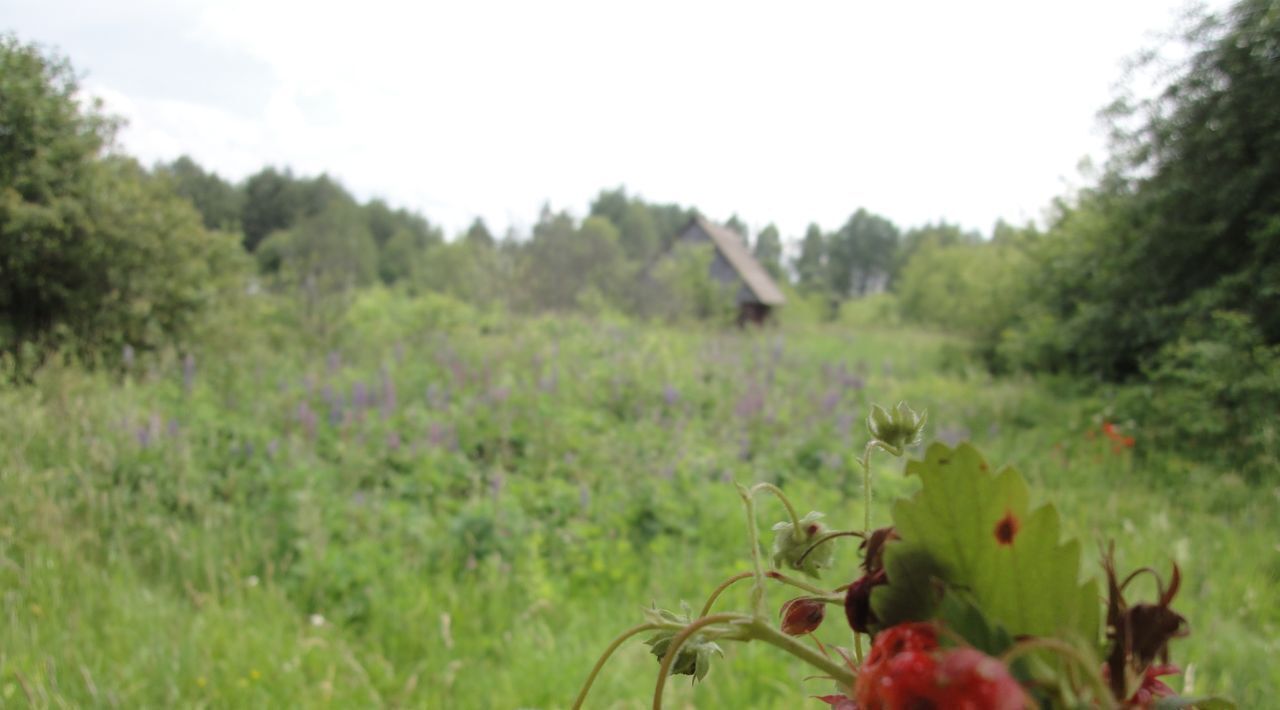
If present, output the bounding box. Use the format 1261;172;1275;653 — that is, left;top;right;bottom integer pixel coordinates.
0;297;1274;707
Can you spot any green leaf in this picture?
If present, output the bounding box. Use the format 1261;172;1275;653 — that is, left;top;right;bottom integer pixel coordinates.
871;443;1100;648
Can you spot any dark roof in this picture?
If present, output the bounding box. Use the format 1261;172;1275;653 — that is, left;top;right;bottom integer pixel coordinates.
689;216;786;306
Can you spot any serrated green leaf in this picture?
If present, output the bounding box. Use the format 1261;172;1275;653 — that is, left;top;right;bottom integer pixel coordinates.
871;443;1100;648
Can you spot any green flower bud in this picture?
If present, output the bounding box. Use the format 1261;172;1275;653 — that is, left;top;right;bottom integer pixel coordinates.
645;630;724;682
866;401;927;451
771;511;836;578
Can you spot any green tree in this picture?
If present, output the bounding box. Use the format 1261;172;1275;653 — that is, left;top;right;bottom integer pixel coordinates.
827;208;899;297
892;221;979;288
724;214;749;244
0;36;244;360
257;201;377;340
1004;0;1280;379
464;217;495;248
519;212;625;312
154;156;243;232
752;223;784;280
793;223;827;292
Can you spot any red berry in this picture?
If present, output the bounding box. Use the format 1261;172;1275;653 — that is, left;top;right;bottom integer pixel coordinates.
875;650;939;708
854;623;939;709
933;648;1028;710
853;625;1028;710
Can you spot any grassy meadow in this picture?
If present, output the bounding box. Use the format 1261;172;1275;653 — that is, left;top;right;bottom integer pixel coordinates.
1;294;1276;708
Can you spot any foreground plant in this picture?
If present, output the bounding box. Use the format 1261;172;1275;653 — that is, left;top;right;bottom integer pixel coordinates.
572;401;1231;709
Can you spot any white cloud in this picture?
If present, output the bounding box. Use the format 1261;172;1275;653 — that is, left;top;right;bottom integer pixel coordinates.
17;0;1220;240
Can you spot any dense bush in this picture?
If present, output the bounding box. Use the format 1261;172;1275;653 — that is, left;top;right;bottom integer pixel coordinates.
1115;311;1279;479
0;36;246;364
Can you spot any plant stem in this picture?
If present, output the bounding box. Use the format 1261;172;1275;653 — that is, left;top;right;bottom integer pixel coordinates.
571;623;660;710
750;482;803;532
860;440;877;534
765;570;835;597
749;620;857;689
858;440;899;534
698;572;754;618
738;485;767;618
1000;638;1116;710
652;615;857;710
653;614;745;710
797;530;865;566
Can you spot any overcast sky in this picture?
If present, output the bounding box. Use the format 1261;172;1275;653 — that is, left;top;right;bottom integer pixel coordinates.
7;0;1210;241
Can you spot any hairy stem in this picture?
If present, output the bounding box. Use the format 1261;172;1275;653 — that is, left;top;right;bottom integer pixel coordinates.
653;614;745;710
750;620;857;689
797;530;865;566
859;440;900;534
765;570;835;597
571;623;660;710
699;572;754;618
860;441;877;534
738;485;767;618
750;482;803;532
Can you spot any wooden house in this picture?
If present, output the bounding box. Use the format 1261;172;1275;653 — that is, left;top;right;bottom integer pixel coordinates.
675;216;785;325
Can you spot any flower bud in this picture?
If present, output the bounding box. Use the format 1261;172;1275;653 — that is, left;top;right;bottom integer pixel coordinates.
866;401;927;451
780;596;827;635
771;511;836;578
645;630;724;682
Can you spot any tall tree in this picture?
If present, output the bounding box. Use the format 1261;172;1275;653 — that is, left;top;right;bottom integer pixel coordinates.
464;217;495;247
752;223;784;279
0;36;243;359
154;156;243;232
793;223;827;292
827;208;900;297
1008;0;1280;378
724;214;750;244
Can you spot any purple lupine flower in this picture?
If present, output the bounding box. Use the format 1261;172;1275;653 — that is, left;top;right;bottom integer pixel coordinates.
820;387;841;415
136;424;153;448
327;350;342;373
734;384;765;420
242;441;255;458
836;412;856;442
297;402;317;438
386;431;402;452
352;381;369;409
663;384;680;407
267;439;280;458
182;353;197;394
167;418;181;438
488;386;509;405
381;369;397;418
738;433;753;461
490;472;505;497
427;422;449;449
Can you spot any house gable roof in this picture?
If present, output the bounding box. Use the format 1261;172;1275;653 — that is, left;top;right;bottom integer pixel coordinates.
686;216;786;306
